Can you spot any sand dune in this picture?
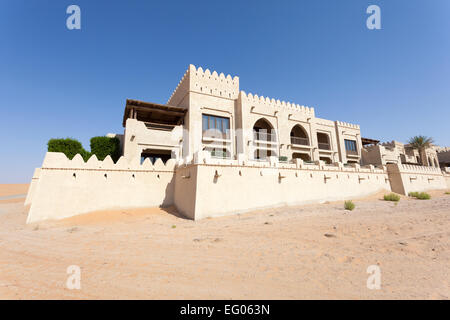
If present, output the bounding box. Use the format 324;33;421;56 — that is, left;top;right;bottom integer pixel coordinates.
0;184;29;197
0;184;449;299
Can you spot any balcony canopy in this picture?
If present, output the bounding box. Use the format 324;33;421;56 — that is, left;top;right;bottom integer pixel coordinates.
361;137;380;146
122;99;187;127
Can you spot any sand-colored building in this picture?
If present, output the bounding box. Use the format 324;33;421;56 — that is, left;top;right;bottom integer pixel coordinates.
122;64;362;167
25;65;450;223
435;146;450;169
362;139;440;168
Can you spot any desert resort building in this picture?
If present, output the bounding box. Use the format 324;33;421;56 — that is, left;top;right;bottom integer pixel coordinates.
25;65;450;223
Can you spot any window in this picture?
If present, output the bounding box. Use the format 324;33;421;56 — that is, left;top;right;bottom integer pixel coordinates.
202;114;230;139
345;139;357;152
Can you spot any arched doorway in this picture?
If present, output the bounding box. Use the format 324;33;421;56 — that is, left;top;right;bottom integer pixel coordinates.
253;118;275;142
253;118;277;160
290;125;309;146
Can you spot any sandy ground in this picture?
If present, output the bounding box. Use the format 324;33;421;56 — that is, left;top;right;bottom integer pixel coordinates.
0;184;29;204
0;185;449;300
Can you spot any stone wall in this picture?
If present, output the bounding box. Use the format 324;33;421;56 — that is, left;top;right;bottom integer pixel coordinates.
386;163;447;195
173;158;391;220
26;152;176;223
26;152;448;223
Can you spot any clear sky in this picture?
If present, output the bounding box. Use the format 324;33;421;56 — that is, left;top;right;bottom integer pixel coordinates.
1;0;449;183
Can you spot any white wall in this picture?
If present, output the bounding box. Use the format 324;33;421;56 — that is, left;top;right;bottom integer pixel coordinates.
26;153;176;223
177;159;391;220
386;163;447;195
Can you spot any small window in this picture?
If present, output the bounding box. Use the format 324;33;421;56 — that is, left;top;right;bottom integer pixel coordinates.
344;139;357;152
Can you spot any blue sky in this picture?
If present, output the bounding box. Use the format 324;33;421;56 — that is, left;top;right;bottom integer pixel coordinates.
1;0;449;183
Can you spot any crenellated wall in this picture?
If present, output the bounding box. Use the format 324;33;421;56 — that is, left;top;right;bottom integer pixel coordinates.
240;91;315;118
167;64;239;106
386;163;447;195
174;157;391;220
26;152;177;223
27;151;449;223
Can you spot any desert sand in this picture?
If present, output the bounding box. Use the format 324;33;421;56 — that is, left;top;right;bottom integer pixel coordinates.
0;184;449;299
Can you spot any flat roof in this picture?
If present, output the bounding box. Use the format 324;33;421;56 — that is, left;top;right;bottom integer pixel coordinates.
122;99;187;127
361;137;380;145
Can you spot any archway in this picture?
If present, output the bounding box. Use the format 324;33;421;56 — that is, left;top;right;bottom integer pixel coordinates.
253;118;277;160
290;125;309;146
253;118;275;142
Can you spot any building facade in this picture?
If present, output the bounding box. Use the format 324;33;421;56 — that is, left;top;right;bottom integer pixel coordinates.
24;64;450;223
361;140;440;168
122;65;363;167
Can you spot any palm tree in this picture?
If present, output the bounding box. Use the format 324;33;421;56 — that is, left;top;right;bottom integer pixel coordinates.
407;135;434;166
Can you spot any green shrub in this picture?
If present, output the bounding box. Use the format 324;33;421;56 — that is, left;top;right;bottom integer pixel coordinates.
90;136;121;162
48;138;86;160
409;192;431;200
444;192;450;195
384;193;400;202
279;156;288;162
416;192;431;200
344;200;355;211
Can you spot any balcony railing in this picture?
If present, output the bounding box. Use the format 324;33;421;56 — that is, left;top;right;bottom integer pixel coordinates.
253;131;277;142
290;136;309;146
318;143;331;150
202;130;230;140
210;150;230;159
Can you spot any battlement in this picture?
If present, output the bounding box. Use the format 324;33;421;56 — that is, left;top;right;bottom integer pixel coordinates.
397;163;442;175
240;91;315;117
167;64;239;106
41;152;177;172
382;140;404;147
436;146;450;153
335;121;360;130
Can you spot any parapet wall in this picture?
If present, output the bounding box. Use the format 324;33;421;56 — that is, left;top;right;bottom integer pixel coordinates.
174;159;391;220
335;121;360;130
167;64;240;106
26;153;448;223
386;163;447;195
240;91;315;118
26;152;177;223
444;173;450;189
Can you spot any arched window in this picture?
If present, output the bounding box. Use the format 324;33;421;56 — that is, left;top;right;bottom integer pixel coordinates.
290;125;309;146
253;118;277;160
427;156;432;167
317;132;331;150
253;118;275;142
